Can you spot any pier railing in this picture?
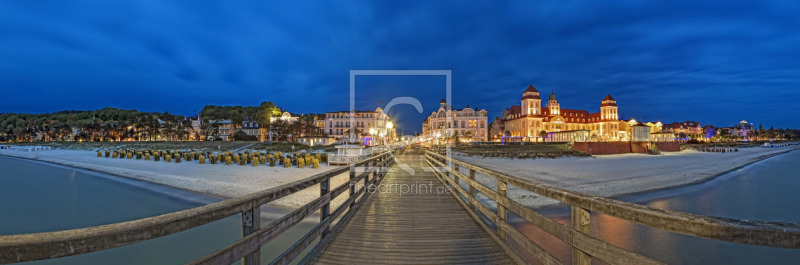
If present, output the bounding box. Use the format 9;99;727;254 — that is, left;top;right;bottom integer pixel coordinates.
0;151;396;265
424;150;800;265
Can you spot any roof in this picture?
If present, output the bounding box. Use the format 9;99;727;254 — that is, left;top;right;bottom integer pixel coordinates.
524;84;538;93
603;94;616;101
558;109;590;118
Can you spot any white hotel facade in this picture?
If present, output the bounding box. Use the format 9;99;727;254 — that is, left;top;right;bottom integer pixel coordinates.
421;99;488;143
317;107;396;144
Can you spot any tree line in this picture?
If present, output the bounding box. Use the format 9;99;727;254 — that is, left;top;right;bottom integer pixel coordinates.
1;101;328;142
0;108;195;142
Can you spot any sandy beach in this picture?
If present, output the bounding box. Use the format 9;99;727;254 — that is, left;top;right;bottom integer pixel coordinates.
454;145;800;209
0;149;351;209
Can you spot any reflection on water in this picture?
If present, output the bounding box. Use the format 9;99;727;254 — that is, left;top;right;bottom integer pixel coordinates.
0;156;317;265
511;150;800;265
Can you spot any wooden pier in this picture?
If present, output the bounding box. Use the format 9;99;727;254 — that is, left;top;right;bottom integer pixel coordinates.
312;153;514;264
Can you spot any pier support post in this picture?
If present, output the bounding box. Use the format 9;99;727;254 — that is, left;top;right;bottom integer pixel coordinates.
320;178;330;238
571;206;591;265
497;180;508;241
241;207;261;265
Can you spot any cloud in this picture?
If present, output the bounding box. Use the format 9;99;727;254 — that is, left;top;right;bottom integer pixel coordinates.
0;0;799;130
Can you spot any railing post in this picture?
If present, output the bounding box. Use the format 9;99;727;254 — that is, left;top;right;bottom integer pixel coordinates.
349;163;356;209
380;155;385;177
364;160;371;185
571;206;591;265
320;178;330;238
241;207;261;265
453;163;460;188
469;169;476;211
497;179;508;241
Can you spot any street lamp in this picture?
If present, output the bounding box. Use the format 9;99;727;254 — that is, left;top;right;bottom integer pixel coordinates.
369;128;376;147
386;121;394;146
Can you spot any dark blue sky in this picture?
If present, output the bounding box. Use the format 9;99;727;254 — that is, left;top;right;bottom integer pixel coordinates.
1;1;799;133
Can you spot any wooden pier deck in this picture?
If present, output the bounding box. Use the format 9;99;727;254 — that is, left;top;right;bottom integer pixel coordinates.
313;153;514;264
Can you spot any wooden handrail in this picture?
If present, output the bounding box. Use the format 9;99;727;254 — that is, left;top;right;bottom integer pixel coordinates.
424;150;800;265
0;152;395;265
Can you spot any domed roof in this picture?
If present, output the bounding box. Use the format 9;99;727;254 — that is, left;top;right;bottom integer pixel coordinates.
549;93;556;100
440;98;446;103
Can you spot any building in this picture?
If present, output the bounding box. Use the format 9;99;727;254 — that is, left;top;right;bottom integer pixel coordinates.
188;116;202;140
664;121;702;136
421;99;488;143
241;118;268;142
298;136;336;146
270;111;299;124
631;124;651;142
650;132;676;142
733;120;753;139
318;107;396;145
619;120;663;141
549;130;590;143
499;85;621;142
210;120;232;141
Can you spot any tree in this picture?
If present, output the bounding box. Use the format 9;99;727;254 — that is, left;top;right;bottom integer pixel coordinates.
201;119;220;140
271;119;290;141
229;110;242;141
256;101;281;130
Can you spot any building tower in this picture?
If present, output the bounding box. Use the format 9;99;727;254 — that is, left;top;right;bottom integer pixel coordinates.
440;99;447;108
600;94;618;120
520;85;541;116
547;92;560;116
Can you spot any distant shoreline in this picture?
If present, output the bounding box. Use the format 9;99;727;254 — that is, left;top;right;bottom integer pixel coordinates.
0;150;343;211
456;144;800;209
611;147;799;202
0;152;228;201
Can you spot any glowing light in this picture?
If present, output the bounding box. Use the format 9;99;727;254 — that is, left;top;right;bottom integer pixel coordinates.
386;121;393;129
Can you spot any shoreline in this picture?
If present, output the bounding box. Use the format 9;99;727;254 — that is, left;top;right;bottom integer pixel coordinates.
608;147;799;202
455;144;800;209
0;152;335;222
0;153;230;202
0;150;344;211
